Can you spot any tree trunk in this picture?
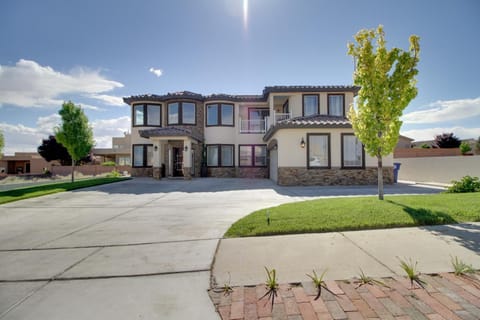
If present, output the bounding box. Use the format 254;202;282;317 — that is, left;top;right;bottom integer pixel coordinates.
71;160;75;183
377;154;384;200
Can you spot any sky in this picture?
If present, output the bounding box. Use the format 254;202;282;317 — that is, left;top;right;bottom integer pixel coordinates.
1;0;479;155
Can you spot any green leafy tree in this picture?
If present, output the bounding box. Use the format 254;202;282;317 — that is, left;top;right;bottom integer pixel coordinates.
0;130;4;157
347;25;420;200
55;101;94;182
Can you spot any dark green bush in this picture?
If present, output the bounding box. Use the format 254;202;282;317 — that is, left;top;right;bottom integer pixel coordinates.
101;161;116;166
446;176;480;193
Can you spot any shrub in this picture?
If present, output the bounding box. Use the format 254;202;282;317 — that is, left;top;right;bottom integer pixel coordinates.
446;176;480;193
434;132;461;148
106;169;122;178
101;161;116;166
460;142;472;154
421;143;430;149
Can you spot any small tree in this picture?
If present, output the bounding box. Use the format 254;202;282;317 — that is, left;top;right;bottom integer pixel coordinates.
434;133;461;148
38;135;73;166
348;25;420;200
55;101;94;182
0;130;4;157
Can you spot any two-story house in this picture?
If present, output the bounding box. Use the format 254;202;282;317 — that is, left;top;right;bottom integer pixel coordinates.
123;85;394;185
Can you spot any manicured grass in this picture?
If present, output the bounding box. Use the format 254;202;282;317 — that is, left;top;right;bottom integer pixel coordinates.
225;193;480;238
0;177;130;205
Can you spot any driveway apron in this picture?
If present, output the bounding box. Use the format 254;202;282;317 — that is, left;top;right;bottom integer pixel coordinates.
0;178;442;319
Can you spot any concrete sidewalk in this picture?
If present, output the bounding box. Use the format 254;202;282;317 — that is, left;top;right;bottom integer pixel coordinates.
212;223;480;286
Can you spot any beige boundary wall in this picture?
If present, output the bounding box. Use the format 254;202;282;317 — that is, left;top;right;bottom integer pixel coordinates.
395;155;480;184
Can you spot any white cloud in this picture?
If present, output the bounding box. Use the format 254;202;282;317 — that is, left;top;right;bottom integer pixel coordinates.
0;59;124;108
89;94;124;106
0;115;131;154
91;116;131;148
401;126;480;142
402;97;480;124
149;67;163;77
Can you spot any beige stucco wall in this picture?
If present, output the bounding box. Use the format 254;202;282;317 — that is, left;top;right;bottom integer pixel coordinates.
269;92;355;118
273;128;393;168
395;155;480;184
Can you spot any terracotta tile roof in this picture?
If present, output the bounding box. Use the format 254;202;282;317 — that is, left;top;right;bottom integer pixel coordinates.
139;127;203;142
263;114;352;141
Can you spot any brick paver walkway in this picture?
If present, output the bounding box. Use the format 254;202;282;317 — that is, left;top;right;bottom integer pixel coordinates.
209;273;480;319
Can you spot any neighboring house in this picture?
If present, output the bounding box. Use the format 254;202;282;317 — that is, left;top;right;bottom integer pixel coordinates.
0;152;51;175
123;85;394;185
395;135;414;149
92;133;132;165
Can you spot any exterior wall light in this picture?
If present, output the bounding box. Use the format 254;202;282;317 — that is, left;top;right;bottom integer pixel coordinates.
154;146;158;152
300;137;305;148
184;145;188;152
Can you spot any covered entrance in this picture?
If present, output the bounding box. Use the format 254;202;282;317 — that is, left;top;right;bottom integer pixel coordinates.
139;127;203;180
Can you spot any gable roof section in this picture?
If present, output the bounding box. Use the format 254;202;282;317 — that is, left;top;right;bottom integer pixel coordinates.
123;85;360;105
139;127;204;142
263;115;352;141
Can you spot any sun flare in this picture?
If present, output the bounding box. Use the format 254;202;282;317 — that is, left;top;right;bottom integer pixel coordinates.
243;0;248;30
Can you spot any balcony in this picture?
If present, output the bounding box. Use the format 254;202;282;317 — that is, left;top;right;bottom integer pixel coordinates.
239;119;267;133
273;112;292;123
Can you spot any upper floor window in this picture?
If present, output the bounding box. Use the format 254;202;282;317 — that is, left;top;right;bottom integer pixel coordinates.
239;145;267;167
303;94;319;116
167;102;196;125
133;104;161;126
307;133;330;168
342;133;364;168
328;94;344;116
206;103;234;126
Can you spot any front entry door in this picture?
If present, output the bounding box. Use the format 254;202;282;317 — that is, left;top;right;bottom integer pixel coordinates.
173;147;184;177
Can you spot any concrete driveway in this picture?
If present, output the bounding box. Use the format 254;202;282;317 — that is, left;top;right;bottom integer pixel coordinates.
0;178;442;319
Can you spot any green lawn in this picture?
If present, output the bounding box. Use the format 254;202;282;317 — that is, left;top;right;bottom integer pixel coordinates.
225;193;480;238
0;177;130;205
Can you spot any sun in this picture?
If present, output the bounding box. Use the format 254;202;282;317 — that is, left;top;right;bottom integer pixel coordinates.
243;0;248;30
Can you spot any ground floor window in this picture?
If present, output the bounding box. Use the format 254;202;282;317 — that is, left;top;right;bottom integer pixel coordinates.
118;156;131;166
206;144;234;167
342;133;364;168
307;133;330;168
132;144;153;167
239;145;267;167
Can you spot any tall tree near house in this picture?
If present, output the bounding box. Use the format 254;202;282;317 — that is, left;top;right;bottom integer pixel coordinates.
347;25;420;200
55;101;94;182
0;130;4;157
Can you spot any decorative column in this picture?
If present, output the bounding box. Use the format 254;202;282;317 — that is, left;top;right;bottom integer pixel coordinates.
183;139;192;180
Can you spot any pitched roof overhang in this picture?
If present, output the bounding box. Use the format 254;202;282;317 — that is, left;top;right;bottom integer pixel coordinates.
123;85;361;105
263;115;352;141
139;127;203;142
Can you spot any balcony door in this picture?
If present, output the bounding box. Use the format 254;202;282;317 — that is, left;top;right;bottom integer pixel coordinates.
248;108;269;132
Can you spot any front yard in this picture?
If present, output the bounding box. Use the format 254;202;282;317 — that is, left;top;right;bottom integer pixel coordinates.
225;193;480;237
